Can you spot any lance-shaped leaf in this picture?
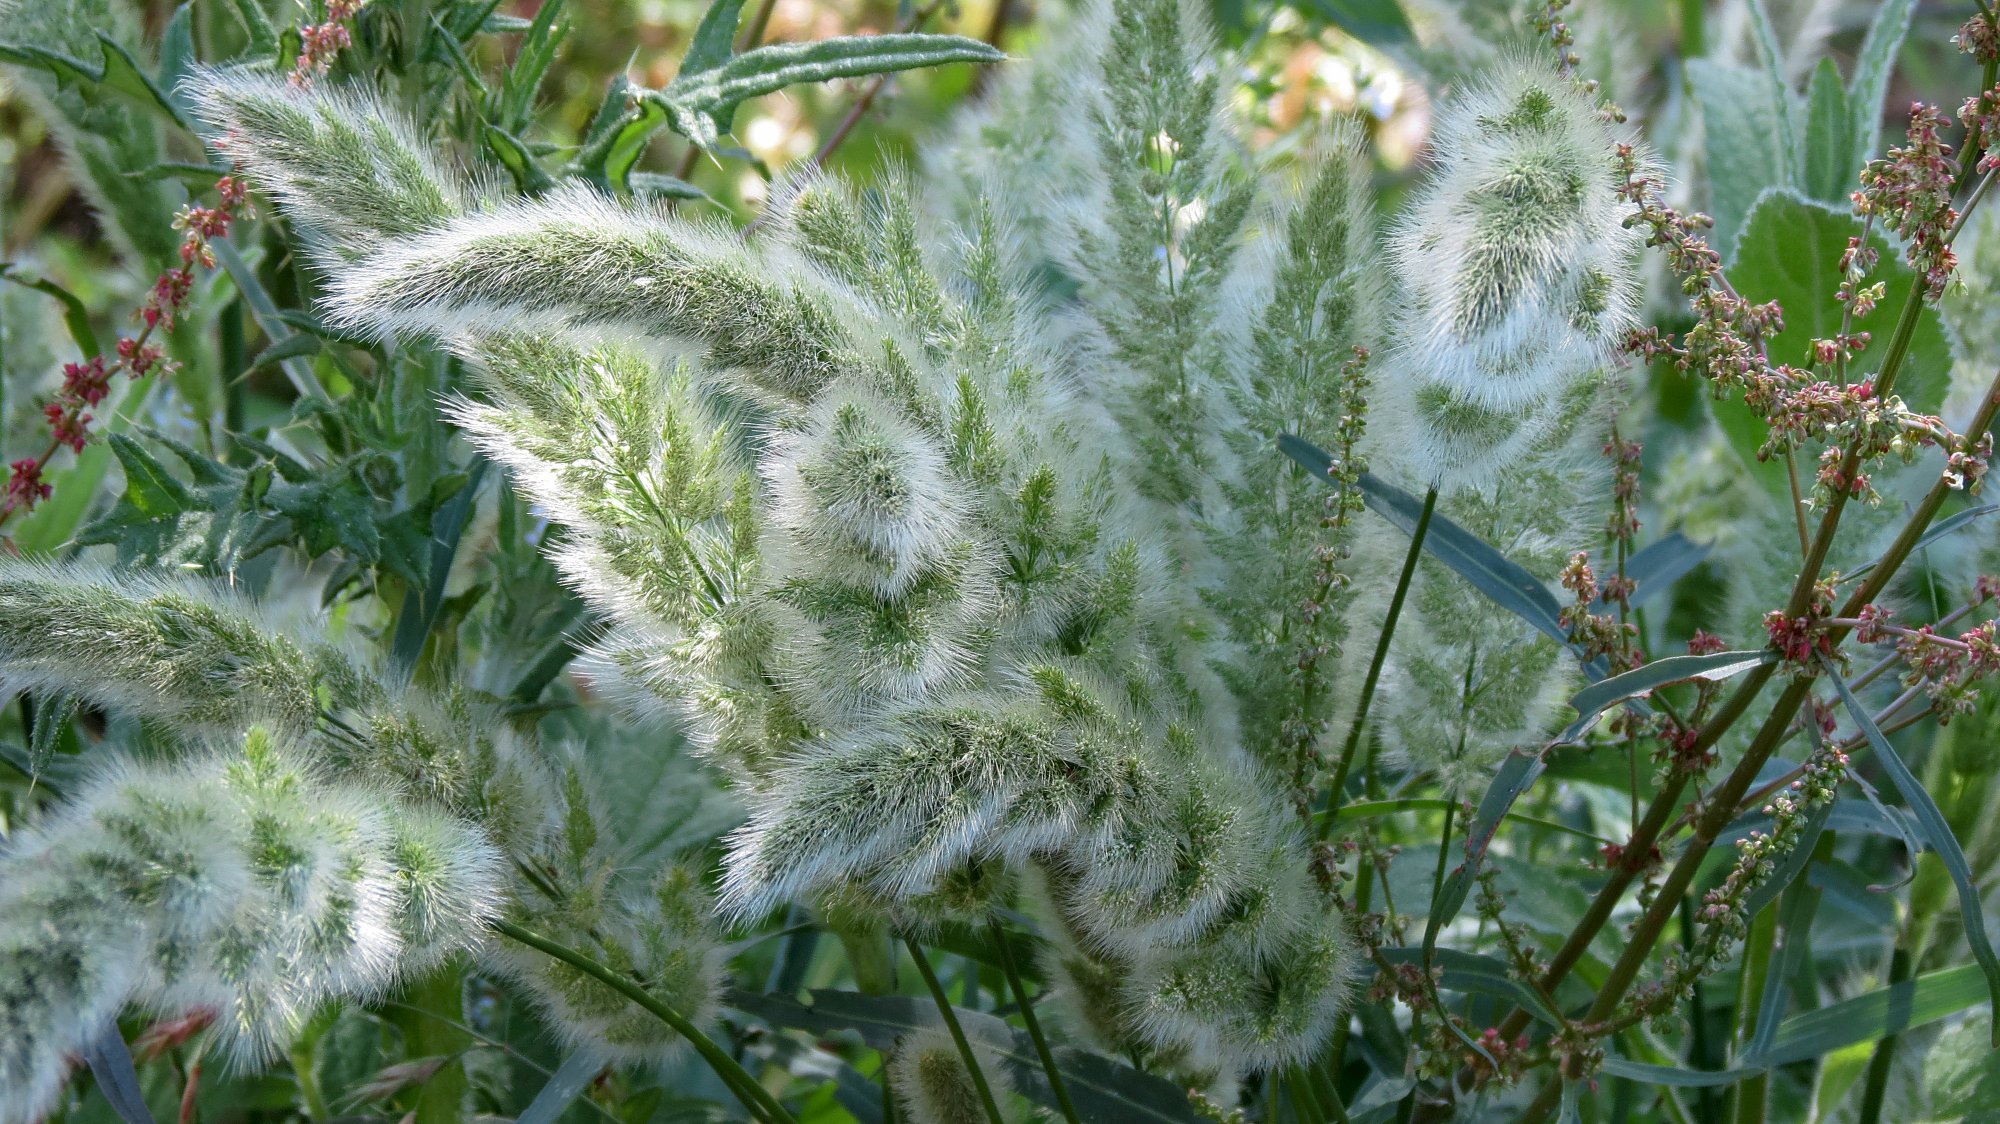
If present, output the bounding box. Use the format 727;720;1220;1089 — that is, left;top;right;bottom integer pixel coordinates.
1748;962;1988;1068
1841;504;1999;585
1555;650;1774;744
636;32;1004;152
1421;748;1546;968
1280;437;1567;642
1823;653;2000;1045
1598;1057;1766;1089
82;1023;157;1124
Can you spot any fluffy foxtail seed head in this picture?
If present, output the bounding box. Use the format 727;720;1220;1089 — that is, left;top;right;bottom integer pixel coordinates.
0;731;503;1124
889;1028;1020;1124
187;69;467;261
0;560;341;739
762;383;972;599
1387;59;1641;416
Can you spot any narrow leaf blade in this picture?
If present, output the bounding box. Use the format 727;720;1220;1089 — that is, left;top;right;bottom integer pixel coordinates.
667;34;1003;117
1557;650;1774;744
1822;654;2000;1044
82;1023;157;1124
1751;963;1986;1067
518;1051;603;1124
1422;748;1547;959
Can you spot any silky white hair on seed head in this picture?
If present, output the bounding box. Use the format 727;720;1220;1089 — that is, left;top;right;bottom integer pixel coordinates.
1388;56;1642;415
761;381;972;598
0;732;504;1123
187;68;472;261
172;5;1375;1077
889;1027;1020;1124
0;559;350;739
327;186;868;409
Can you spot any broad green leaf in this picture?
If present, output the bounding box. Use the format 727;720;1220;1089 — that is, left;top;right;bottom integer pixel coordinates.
730;988;1206;1124
1719;190;1955;503
104;433;196;515
1841;504;1998;585
1294;0;1414;50
1752;962;1987;1067
1923;1013;2000;1117
0;36;188;130
1850;0;1915;162
1557;650;1774;744
1803;57;1853;203
158;5;196;122
94;33;191;132
1823;654;2000;1044
1687;59;1793;258
1744;0;1800;179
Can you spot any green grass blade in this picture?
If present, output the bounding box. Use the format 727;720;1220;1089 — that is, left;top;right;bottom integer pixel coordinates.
1822;653;2000;1046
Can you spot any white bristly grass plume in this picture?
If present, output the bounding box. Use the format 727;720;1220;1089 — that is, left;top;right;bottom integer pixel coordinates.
0;559;347;737
1204;121;1384;780
0;559;564;852
1382;58;1643;487
0;729;503;1124
888;1028;1021;1124
191;69;472;261
1365;386;1610;795
185;0;1364;1073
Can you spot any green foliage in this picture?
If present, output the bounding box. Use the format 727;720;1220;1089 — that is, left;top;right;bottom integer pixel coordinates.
2;0;2000;1121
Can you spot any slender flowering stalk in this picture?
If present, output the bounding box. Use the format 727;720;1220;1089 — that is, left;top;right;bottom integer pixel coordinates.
2;0;367;527
1;179;247;524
